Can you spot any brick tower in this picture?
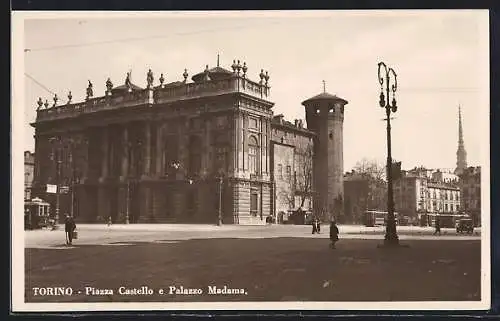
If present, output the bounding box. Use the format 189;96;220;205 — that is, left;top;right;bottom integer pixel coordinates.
302;88;348;221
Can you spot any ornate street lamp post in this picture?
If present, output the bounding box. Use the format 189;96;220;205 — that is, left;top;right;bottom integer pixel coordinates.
218;175;223;226
49;136;63;225
378;61;399;246
125;179;130;224
68;137;82;219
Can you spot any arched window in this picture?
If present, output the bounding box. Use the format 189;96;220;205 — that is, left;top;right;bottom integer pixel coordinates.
248;136;259;175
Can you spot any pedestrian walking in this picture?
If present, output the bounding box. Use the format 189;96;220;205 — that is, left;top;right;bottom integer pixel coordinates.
107;216;112;227
64;214;76;245
433;216;441;236
311;216;318;234
329;220;339;249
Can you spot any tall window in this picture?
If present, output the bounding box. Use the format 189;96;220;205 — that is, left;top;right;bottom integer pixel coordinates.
250;192;258;217
163;136;179;176
248;136;259;175
188;136;202;177
277;164;283;179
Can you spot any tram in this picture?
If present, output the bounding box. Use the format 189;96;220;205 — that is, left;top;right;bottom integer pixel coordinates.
363;210;399;227
24;197;51;230
418;212;470;228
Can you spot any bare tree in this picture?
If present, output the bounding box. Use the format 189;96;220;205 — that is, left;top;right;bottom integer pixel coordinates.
295;145;314;208
277;144;314;211
349;158;388;213
353;158;386;181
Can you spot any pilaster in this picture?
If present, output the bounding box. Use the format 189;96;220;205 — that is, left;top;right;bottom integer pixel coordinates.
143;121;151;177
99;128;108;182
155;123;163;176
120;125;129;181
97;186;109;221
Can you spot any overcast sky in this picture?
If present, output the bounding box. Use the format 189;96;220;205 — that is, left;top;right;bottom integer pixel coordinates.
19;10;489;172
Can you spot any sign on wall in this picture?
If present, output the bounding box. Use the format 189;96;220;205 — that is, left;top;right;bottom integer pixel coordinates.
46;184;57;194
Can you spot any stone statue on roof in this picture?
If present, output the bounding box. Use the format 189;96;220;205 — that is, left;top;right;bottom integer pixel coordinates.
125;72;132;91
147;69;154;88
86;80;93;99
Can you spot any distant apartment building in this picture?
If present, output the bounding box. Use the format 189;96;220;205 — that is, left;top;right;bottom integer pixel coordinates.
394;166;460;218
432;169;459;185
270;115;314;218
426;182;461;214
459;166;481;226
24;151;35;200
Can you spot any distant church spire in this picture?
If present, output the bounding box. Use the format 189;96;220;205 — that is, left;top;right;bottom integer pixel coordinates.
455;105;468;175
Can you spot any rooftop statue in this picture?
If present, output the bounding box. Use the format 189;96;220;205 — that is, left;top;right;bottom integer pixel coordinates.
86;80;94;99
125;72;132;91
147;69;154;88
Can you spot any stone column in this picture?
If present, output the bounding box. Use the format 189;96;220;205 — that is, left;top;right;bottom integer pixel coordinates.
100;128;108;181
155;123;163;176
242;113;248;172
121;125;129;180
98;186;108;221
80;133;89;183
137;121;152;222
177;118;187;179
202;117;211;177
232;111;239;173
143;121;151;177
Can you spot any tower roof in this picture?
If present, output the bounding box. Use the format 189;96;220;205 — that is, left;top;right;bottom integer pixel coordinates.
191;66;233;82
112;82;144;92
301;92;348;106
455;104;467;175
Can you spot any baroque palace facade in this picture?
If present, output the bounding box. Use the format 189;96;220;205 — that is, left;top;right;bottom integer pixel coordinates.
31;59;348;224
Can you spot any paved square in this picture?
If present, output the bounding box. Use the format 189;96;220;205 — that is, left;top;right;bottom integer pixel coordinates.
24;225;481;302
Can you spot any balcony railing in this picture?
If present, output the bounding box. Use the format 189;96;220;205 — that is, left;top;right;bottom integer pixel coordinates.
36;90;151;122
35;76;270;122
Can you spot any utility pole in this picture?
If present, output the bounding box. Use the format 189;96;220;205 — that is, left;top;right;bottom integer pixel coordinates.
218;175;223;226
125;179;130;224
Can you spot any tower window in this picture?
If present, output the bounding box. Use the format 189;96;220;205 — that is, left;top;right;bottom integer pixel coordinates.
329;132;333;140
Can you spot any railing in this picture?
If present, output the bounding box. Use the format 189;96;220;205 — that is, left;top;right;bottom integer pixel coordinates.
154;76;269;103
35;76;270;122
36;90;151;122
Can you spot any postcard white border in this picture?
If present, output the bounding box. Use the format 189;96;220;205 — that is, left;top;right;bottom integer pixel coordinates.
11;10;491;312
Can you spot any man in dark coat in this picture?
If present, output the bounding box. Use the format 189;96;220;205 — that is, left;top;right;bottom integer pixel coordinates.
330;220;339;249
311;216;319;234
64;214;76;245
433;216;441;236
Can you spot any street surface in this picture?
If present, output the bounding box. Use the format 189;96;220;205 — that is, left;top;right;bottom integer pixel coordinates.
24;224;481;302
25;224;480;249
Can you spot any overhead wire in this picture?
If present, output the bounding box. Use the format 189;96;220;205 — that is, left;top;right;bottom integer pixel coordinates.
23;20;286;98
24;73;57;96
25;21;285;53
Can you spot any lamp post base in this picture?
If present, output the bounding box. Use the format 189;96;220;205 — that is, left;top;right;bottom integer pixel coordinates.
383;235;400;246
378;234;410;248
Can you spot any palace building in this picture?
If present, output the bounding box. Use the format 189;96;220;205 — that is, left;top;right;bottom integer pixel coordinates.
31;58;348;224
